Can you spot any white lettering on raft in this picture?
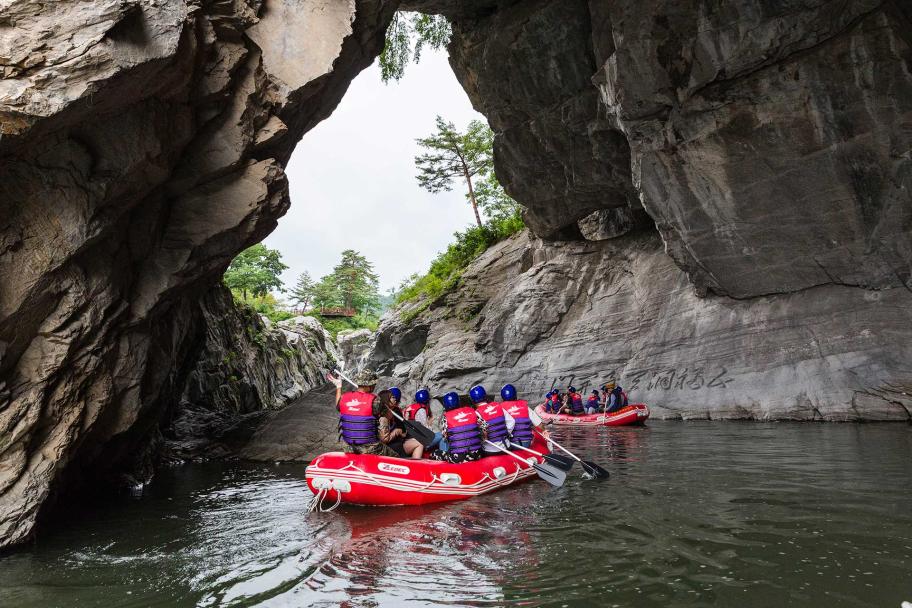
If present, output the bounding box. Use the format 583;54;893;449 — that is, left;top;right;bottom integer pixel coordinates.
378;462;410;475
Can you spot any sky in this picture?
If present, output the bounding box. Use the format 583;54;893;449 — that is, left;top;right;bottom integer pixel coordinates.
264;48;486;296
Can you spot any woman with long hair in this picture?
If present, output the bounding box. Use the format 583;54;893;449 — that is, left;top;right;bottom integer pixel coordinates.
375;389;424;459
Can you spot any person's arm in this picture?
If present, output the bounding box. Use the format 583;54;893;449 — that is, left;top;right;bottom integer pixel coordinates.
377;417;395;444
503;409;515;433
414;408;428;426
329;373;343;410
528;408;549;437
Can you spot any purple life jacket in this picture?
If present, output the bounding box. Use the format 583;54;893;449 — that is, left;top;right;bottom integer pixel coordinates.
338;391;378;445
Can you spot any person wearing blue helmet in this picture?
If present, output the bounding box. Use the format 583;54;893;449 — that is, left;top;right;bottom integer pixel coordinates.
585;390;601;414
404;388;431;424
544;390;562;414
568;386;585;415
434;391;482;463
472;385;511;456
403;388;445;451
499;384;548;448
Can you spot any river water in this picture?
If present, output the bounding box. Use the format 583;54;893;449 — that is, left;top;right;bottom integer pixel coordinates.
1;422;910;607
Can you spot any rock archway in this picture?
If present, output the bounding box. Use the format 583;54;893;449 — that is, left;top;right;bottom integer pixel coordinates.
2;0;911;549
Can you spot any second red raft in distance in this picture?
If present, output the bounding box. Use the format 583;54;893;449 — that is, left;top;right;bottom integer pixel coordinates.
534;403;649;426
306;435;552;507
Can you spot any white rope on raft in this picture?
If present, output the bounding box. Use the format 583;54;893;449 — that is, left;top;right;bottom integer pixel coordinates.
305;486;344;513
307;458;528;512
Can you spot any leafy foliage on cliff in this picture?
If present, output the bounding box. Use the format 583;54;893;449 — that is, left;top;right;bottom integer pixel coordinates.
395;212;524;319
308;313;380;339
310;250;381;316
380;12;450;82
223;244;288;299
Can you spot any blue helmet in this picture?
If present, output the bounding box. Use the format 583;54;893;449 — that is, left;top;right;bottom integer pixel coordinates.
443;392;460;410
469;385;487;403
568;386;576;393
501;384;517;400
415;389;430;404
389;387;402;402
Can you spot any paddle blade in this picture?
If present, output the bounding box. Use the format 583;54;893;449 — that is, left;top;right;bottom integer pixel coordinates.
403;420;437;447
543;454;574;471
533;463;567;487
581;460;610;479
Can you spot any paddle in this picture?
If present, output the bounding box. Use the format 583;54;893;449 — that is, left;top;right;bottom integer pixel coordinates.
510;443;574;472
534;430;610;479
330;369;437;447
483;440;566;487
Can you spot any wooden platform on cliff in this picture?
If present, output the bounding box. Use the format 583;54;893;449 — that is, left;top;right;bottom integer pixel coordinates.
318;307;356;318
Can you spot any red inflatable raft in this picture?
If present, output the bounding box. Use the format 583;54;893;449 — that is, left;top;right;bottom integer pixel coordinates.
534;403;650;426
306;436;551;507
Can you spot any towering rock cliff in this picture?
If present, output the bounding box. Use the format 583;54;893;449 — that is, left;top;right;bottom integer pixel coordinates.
2;0;911;549
0;0;394;549
368;228;912;420
430;0;912;298
370;0;912;416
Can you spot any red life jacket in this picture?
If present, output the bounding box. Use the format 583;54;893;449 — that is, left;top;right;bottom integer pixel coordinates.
338;391;377;445
501;399;533;443
444;406;482;453
476;401;509;444
405;402;430;421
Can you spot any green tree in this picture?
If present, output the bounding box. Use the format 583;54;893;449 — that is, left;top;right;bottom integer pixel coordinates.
473;170;520;223
289;271;315;309
415;117;494;228
223;244;287;299
331;249;380;314
380;12;450;83
311;275;341;312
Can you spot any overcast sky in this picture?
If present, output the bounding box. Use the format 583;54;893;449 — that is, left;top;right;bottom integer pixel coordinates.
264;49;486;295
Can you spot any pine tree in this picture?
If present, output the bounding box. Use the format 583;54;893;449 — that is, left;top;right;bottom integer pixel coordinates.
331;250;380;314
414;116;494;228
289;271;315;310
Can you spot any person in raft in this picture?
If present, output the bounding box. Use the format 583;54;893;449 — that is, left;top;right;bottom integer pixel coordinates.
544;390;562;414
331;369;422;459
434;391;483;463
585;390;601;414
567;386;585;416
388;386;403;412
601;381;629;413
404;388;444;450
471;385;512;456
375;389;424;459
499;383;548;448
403;388;432;425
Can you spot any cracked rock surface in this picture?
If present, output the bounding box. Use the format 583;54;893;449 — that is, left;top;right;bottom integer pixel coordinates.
368;229;912;422
0;0;393;549
425;0;912;297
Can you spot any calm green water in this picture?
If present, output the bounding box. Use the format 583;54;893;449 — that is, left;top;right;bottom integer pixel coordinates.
1;422;910;607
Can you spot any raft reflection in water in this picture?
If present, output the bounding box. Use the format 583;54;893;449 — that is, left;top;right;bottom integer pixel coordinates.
304;496;541;606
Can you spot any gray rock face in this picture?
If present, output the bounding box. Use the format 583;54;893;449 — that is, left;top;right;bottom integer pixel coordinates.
368;230;912;422
434;0;912;298
337;328;375;372
0;0;393;549
160;290;338;462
